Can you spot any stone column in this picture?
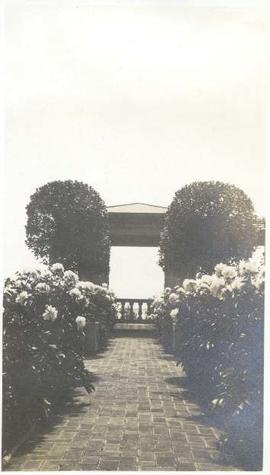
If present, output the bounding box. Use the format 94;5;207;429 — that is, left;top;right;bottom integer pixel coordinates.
164;268;184;288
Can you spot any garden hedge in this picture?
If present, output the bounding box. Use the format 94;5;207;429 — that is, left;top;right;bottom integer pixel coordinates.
152;248;264;469
2;263;116;455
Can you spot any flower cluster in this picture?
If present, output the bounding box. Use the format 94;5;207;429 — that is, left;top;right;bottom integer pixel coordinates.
68;279;116;342
4;265;116;332
2;263;116;455
152;247;265;469
153;247;264;316
42;305;58;322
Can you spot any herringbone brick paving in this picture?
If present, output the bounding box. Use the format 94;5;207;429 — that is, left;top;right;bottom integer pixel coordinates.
5;332;239;471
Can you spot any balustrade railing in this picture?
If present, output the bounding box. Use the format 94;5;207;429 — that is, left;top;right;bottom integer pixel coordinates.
115;298;154;322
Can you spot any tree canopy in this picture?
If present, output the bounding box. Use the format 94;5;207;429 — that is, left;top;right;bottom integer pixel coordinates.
26;180;110;282
159;181;259;280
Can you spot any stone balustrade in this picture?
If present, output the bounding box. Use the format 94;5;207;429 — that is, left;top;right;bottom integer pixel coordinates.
115;298;153;322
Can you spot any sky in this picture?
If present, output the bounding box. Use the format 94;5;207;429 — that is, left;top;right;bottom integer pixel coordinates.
3;0;267;298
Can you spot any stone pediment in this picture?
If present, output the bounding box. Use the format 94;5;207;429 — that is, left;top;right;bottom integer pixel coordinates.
107;203;167;214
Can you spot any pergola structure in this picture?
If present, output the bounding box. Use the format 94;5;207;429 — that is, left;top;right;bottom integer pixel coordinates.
107;202;167;247
107;202;175;288
107;203;169;320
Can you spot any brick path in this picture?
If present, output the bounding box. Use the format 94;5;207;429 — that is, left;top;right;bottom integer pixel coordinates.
5;331;239;471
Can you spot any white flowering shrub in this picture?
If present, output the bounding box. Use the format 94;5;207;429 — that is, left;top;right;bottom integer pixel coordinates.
152;248;265;469
68;279;116;345
2;264;116;454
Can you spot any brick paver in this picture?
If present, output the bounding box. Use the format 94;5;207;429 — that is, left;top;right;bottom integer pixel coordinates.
5;331;239;471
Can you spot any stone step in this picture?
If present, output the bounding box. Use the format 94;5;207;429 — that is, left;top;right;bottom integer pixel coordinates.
113;323;156;332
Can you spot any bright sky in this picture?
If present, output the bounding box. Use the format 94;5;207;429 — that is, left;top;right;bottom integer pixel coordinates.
3;0;266;298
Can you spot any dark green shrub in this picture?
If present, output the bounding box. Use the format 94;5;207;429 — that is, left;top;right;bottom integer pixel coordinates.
25;180;110;283
159;181;259;282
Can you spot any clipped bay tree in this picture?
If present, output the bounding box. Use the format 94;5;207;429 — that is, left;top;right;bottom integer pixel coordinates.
26;180;110;283
159;181;259;285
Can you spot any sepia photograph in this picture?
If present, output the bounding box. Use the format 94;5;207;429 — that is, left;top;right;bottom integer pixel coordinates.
1;0;267;472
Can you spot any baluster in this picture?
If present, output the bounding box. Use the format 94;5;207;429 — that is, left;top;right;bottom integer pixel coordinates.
116;302;120;320
138;301;142;320
116;298;153;322
125;302;129;320
133;302;138;320
121;301;125;320
130;301;134;320
140;302;144;320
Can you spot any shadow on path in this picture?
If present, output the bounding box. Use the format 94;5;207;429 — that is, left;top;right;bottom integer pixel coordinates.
163;374;239;468
5;334;240;471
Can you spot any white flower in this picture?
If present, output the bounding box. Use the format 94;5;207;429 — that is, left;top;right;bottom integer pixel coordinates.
94;284;107;294
170;308;179;320
214;263;236;280
102;283;108;289
252;246;265;269
76;281;95;292
76;316;86;329
35;282;50;294
16;291;29;305
176;287;186;297
69;288;83;300
63;270;79;288
217;287;230;300
41;269;53;279
13;277;25;290
51;263;65;275
200;275;213;286
210;276;225;298
183;279;197;292
21;269;40;280
231;277;245;291
198;285;211;296
197;281;211;290
4;286;17;299
169;293;179;304
219;264;237;280
239;258;259;276
42;305;58;322
214;263;226;277
245;259;259;274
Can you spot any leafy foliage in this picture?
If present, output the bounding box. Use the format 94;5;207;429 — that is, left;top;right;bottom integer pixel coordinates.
152;248;264;469
159;181;259;280
2;263;116;454
25;180;110;283
68;280;117;346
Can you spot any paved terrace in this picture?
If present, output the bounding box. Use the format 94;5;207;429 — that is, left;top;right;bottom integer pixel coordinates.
5;329;239;471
